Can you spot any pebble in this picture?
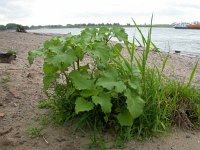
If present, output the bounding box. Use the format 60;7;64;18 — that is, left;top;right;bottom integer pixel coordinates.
186;135;191;138
56;137;66;142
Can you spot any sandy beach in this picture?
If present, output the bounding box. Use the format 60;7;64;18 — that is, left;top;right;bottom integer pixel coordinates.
0;31;200;150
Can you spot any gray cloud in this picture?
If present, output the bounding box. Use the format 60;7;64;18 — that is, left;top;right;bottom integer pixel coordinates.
177;3;200;10
0;0;199;25
156;8;184;16
0;0;32;20
72;11;150;18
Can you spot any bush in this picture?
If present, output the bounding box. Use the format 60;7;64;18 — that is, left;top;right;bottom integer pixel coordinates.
29;26;144;128
28;18;200;143
0;25;6;31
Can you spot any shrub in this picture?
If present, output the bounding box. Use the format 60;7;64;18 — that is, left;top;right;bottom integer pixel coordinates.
28;18;200;142
29;26;145;128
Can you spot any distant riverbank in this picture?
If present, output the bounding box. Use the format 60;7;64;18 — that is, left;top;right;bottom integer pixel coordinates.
27;27;200;56
0;23;173;32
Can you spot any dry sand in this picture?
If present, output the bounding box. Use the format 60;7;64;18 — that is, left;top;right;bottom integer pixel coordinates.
0;31;200;150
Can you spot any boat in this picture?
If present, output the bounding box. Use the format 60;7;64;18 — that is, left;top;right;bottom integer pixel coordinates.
174;21;200;29
187;22;200;29
174;23;188;29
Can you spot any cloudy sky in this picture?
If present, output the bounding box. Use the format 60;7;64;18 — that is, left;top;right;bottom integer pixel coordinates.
0;0;200;26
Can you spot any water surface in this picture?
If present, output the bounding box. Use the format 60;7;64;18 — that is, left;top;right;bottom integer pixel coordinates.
28;27;200;55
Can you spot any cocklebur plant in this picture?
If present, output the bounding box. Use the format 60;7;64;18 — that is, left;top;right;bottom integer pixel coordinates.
29;26;144;128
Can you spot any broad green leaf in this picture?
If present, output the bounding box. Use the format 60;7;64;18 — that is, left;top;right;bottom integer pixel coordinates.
28;48;43;65
43;73;59;91
112;27;128;41
75;97;94;114
81;28;97;43
43;62;58;74
80;88;99;98
48;45;64;53
70;71;94;90
43;62;59;90
97;27;110;42
128;79;140;90
90;43;110;62
96;71;126;93
125;89;144;119
44;38;65;53
45;49;77;67
92;94;112;113
117;109;133;126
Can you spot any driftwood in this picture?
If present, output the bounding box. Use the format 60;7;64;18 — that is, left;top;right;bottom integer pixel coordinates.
0;53;16;63
175;50;181;53
16;25;27;33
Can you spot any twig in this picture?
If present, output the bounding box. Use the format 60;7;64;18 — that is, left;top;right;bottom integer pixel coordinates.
43;136;49;144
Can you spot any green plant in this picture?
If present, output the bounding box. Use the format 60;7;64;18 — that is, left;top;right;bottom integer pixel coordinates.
29;26;144;129
27;127;42;138
28;17;200;144
81;128;109;150
127;18;199;137
0;76;11;83
6;50;17;55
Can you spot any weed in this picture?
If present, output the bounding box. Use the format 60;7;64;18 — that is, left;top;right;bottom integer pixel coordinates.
86;135;109;150
80;124;110;150
26;127;42;138
28;17;200;146
6;50;17;55
40;116;51;126
0;76;11;83
37;100;52;109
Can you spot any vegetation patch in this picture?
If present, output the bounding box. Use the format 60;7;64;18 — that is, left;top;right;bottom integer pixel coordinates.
28;18;200;147
26;127;43;138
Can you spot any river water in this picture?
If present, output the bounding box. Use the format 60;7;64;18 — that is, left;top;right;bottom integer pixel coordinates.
28;27;200;56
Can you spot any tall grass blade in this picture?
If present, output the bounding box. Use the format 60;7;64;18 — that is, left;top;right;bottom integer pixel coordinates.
161;52;169;72
131;18;147;47
131;37;135;65
186;60;199;88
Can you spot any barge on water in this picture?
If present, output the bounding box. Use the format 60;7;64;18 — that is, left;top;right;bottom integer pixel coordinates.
174;22;200;29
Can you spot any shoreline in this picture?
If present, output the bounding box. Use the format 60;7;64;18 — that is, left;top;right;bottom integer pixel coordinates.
25;27;200;58
2;30;200;58
0;31;199;86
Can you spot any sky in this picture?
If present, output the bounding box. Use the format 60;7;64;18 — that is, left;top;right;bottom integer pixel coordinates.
0;0;200;26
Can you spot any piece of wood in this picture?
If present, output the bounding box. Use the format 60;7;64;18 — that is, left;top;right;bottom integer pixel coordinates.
0;53;16;63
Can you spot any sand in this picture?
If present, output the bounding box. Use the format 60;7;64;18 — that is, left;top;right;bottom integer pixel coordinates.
0;31;200;150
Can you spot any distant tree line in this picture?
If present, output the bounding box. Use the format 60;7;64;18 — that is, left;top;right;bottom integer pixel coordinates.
29;23;121;29
0;23;29;31
0;23;173;31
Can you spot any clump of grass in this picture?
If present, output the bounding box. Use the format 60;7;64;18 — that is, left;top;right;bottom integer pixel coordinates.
130;16;200;137
0;76;11;83
26;127;43;138
6;50;17;55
